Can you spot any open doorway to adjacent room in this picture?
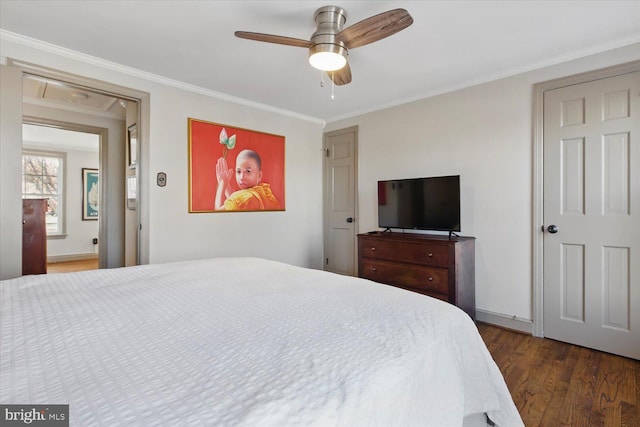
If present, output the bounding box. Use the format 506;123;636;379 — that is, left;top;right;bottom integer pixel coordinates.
22;122;101;273
20;72;142;273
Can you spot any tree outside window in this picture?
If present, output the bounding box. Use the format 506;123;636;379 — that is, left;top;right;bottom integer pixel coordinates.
22;151;64;235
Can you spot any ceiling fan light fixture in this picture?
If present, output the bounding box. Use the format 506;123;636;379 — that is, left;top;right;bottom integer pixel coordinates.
235;6;412;86
66;91;90;104
309;44;347;71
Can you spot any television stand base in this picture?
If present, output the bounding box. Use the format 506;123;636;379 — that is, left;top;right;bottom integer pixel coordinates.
449;231;459;240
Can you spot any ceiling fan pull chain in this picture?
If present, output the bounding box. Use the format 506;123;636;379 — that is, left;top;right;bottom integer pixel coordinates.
320;71;325;88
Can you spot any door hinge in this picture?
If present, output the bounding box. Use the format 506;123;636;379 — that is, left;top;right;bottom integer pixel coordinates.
325;258;329;265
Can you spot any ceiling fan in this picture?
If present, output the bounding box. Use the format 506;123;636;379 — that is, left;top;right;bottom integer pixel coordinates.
235;6;413;86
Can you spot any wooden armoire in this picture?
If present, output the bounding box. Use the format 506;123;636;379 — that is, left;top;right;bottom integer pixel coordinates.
22;198;48;275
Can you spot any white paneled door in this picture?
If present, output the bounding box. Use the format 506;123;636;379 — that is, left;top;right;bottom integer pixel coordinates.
543;71;639;359
324;127;357;276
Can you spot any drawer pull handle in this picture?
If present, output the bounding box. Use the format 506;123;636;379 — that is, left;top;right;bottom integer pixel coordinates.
427;276;434;281
370;247;376;251
427;253;433;257
371;267;377;272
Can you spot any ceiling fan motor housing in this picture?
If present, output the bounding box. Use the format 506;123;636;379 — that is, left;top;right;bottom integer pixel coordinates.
309;6;348;64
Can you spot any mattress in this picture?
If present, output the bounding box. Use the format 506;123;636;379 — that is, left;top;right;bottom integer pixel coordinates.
1;257;523;426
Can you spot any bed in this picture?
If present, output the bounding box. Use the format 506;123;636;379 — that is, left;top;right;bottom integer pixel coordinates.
1;257;523;426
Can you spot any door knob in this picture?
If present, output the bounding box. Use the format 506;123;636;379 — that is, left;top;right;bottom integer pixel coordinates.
547;225;559;234
346;217;354;223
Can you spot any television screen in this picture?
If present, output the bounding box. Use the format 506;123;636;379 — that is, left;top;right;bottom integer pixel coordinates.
377;175;460;232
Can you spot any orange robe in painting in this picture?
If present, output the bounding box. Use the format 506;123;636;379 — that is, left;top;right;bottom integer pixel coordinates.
223;183;280;211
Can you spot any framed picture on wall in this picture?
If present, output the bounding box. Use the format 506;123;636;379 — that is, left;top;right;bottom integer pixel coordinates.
82;168;99;220
188;118;285;213
128;124;137;168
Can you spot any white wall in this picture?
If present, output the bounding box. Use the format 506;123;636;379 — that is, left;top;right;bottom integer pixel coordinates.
146;84;324;267
325;43;640;323
0;36;325;278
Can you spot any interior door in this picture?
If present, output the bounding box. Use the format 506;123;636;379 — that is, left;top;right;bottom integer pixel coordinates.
324;127;357;275
543;71;639;359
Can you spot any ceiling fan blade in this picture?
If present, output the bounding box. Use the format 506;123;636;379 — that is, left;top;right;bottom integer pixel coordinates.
337;9;413;49
234;31;312;48
328;62;352;86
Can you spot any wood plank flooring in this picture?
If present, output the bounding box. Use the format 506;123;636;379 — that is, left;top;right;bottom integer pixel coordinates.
47;258;98;273
477;323;639;427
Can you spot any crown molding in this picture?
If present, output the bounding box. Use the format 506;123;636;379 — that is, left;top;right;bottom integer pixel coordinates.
325;34;640;123
1;30;324;125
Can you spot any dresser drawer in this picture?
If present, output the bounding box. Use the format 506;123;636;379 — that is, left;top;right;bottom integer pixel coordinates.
358;238;449;267
360;258;449;295
357;233;476;320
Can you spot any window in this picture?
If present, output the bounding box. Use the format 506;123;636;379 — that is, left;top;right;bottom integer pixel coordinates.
22;151;65;236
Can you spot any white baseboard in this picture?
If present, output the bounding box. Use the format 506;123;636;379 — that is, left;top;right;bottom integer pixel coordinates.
48;253;98;263
475;309;533;335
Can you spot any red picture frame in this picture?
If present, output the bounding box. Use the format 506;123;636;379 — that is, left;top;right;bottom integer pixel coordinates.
188;118;285;212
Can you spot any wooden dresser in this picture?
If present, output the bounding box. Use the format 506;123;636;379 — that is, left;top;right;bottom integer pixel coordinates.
358;232;476;319
22;199;48;275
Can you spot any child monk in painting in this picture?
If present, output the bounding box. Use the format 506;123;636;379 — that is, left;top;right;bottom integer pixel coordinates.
215;149;280;211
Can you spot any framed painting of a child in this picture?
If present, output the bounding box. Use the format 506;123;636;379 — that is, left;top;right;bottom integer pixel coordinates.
188;118;285;212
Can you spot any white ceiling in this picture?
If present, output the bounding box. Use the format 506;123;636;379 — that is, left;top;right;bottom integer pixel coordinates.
2;1;640;122
22;123;100;153
22;75;126;120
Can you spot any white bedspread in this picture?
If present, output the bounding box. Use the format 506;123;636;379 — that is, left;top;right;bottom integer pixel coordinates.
1;257;523;426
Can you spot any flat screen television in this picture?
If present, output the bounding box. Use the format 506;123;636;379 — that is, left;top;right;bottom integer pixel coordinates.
377;175;460;232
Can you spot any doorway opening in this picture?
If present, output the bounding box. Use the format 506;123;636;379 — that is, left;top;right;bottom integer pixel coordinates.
22;121;101;273
17;67;146;270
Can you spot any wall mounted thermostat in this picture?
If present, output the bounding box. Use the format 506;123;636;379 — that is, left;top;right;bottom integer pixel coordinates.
157;172;167;187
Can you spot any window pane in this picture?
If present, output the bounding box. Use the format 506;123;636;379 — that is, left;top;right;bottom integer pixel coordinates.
43;175;58;195
47;197;57;214
46;197;59;233
22;152;64;236
45;213;58;233
43;158;59;176
23;156;43;174
24;175;43;194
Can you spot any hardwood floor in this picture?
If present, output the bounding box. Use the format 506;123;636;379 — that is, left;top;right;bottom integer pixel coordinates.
47;258;98;273
477;323;639;427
